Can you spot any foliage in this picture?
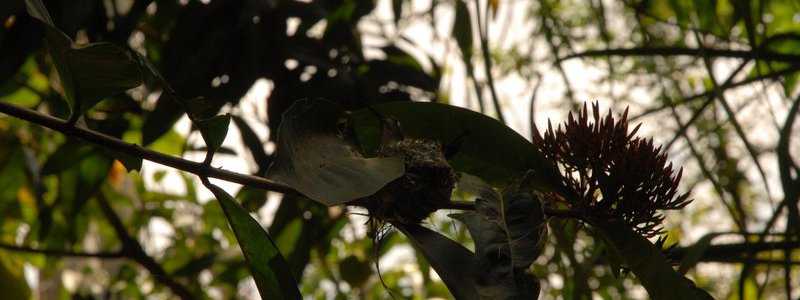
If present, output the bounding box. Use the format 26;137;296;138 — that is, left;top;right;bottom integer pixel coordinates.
0;0;799;299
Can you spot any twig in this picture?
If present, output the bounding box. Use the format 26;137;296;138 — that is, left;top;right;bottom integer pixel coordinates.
559;47;800;63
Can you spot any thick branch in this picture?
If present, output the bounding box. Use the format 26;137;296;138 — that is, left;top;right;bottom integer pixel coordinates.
559;47;800;63
0;242;125;258
0;100;298;196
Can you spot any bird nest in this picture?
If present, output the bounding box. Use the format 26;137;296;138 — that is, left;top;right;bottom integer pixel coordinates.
352;138;457;225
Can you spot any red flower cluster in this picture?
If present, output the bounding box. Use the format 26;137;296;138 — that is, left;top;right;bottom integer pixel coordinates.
533;103;691;236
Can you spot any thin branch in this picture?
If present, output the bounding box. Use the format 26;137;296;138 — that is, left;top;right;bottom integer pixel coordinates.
672;240;800;263
95;192;195;300
559;47;800;63
0;100;299;196
631;64;800;122
0;242;125;259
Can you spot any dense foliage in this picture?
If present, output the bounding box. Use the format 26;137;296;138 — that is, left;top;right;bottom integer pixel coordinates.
0;0;798;299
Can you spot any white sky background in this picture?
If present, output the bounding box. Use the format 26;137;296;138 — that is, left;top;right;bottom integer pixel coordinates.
38;0;799;297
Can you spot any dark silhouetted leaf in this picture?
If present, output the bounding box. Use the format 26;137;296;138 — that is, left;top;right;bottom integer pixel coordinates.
453;0;473;59
266;99;404;206
101;148;143;173
349;101;561;190
451;171;546;299
394;222;479;300
205;182;301;300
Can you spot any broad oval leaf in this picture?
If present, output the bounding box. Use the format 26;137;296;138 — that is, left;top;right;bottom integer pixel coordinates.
25;0;143;116
65;43;143;114
205;182;301;300
266;99;404;206
394;222;479;300
450;172;546;299
349;102;561;189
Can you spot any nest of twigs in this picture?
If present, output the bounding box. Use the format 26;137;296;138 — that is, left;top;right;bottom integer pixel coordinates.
352;138;457;225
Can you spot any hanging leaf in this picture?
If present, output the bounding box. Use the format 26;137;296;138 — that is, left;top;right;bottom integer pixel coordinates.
205;182;302;300
394;222;479;300
266;99;404;206
349;101;561;190
453;0;473;59
100;148;143;173
450;171;546;298
25;0;142;117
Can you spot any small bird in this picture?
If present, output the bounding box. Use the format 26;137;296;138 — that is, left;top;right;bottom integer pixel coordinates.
363;103;404;145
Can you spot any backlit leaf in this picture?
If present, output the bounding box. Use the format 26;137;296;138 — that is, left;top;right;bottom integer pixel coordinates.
266;99;404;206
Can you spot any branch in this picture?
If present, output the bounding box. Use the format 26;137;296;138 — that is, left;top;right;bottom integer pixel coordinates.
559;47;800;63
0;100;299;196
95;192;195;300
672;240;800;264
0;242;125;259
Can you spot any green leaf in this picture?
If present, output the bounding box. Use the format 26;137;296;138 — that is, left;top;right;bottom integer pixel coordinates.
591;219;711;300
196;114;231;157
450;171;546;299
25;0;142;117
205;182;301;300
394;223;479;300
349;102;561;189
265;99;405;206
